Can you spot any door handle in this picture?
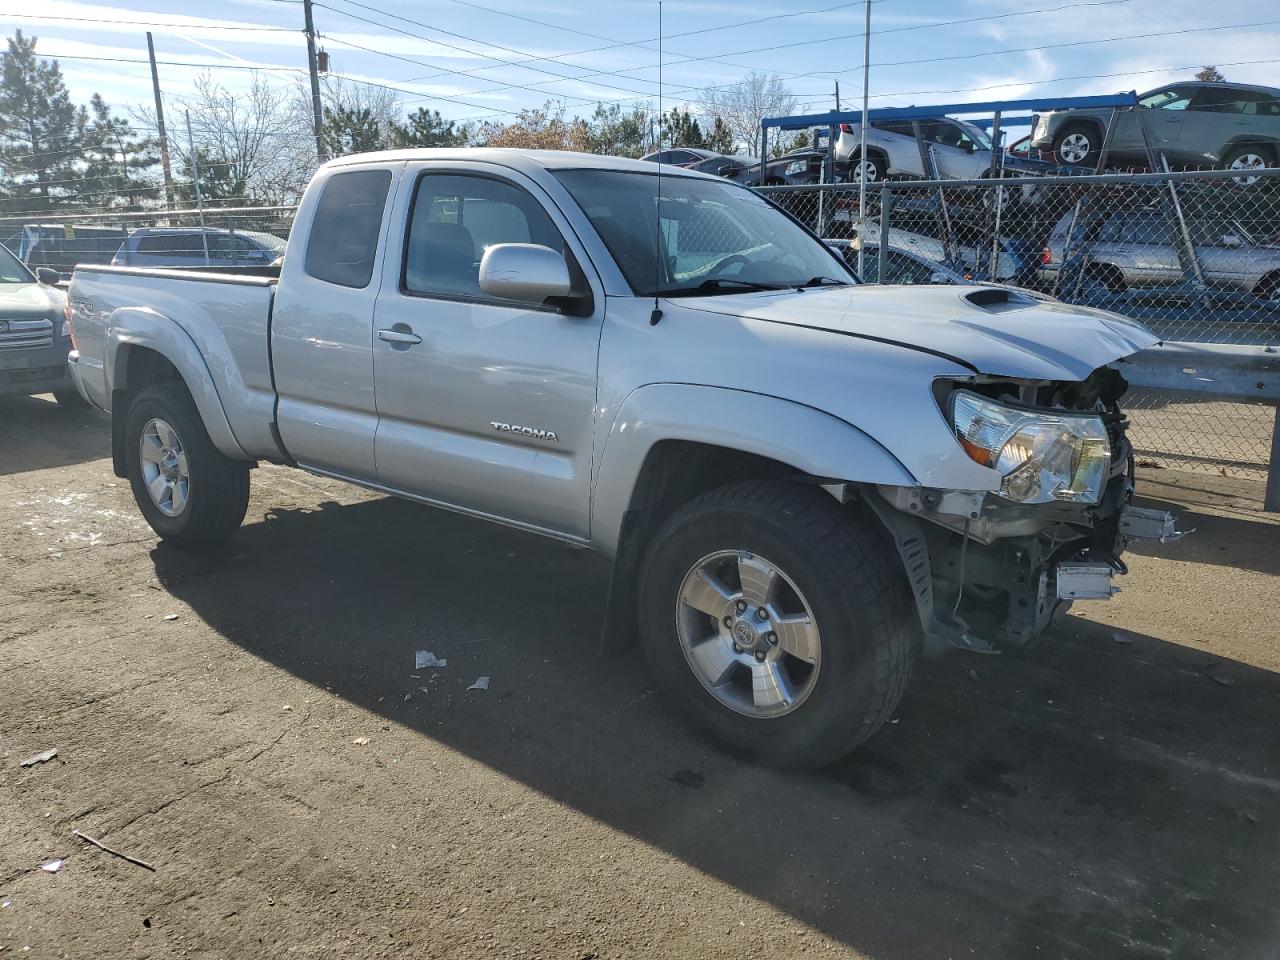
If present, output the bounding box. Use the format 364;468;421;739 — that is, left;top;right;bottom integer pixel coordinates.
377;328;422;345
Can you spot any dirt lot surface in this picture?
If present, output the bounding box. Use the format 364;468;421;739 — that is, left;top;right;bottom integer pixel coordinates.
2;393;1279;960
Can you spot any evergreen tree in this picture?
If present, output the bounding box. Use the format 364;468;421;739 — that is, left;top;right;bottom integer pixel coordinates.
585;103;649;157
81;94;159;210
390;108;466;148
0;31;86;213
663;107;705;149
705;117;735;155
1195;66;1225;83
321;104;385;157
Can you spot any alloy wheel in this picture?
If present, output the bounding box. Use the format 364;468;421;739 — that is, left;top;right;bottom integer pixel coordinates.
675;550;822;718
139;417;190;517
1058;132;1092;165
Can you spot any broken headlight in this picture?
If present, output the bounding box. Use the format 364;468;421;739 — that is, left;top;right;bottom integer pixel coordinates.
951;391;1110;505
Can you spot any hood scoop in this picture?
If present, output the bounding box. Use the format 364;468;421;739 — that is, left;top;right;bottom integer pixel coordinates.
962;287;1038;313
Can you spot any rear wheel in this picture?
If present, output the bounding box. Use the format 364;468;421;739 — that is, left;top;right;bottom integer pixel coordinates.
850;154;886;185
1053;124;1100;167
1221;144;1275;186
638;481;916;769
125;381;250;547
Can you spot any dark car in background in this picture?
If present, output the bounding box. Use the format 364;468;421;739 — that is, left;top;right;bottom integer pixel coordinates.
1030;81;1280;180
111;227;286;268
825;238;970;285
641;149;761;181
3;223;129;279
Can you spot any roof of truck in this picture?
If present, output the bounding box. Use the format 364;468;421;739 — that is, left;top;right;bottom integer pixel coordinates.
323;148;722;178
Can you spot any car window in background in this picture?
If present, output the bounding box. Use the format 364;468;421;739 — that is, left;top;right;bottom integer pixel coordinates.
1234;90;1280;116
1140;88;1193;110
1189;87;1247;113
0;243;34;283
883;251;939;285
137;233;207;259
555;169;853;297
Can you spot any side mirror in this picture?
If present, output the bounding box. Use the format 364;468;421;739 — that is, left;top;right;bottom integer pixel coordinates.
930;271;952;283
36;266;60;285
716;164;738;178
478;243;573;305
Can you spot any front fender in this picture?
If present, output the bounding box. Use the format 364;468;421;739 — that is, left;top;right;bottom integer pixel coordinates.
590;383;916;555
107;307;249;461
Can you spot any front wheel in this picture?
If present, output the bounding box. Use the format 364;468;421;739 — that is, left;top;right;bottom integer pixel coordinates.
638;481;916;769
125;381;250;547
1221;145;1275;187
1053;124;1100;167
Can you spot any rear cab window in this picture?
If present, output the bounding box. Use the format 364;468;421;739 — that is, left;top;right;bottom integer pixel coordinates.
305;169;394;288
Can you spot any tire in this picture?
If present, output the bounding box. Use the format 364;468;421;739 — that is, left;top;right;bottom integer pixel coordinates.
637;480;916;769
1085;263;1126;296
125;380;250;547
1221;144;1275;187
53;388;88;409
850;154;887;185
1052;124;1100;167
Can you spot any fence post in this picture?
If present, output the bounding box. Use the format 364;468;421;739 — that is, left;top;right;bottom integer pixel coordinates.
878;182;890;283
1267;407;1280;513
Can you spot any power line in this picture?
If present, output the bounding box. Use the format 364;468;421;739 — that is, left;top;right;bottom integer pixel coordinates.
15;14;297;32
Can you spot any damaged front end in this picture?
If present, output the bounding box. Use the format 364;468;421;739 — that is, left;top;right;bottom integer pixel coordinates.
867;366;1187;655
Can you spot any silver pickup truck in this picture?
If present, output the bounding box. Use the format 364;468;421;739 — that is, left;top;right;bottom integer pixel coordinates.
66;149;1179;768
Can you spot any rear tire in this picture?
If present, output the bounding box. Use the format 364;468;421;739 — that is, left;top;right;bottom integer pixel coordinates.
1053;124;1101;167
125;381;250;547
1221;144;1275;187
850;154;887;185
637;480;916;769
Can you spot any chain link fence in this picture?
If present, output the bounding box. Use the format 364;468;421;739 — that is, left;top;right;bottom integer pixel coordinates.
759;167;1280;480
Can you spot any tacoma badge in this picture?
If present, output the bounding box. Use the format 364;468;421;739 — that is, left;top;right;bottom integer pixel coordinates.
490;421;559;442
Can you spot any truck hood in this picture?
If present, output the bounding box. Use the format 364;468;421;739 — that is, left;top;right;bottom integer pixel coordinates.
0;281;64;318
679;284;1160;380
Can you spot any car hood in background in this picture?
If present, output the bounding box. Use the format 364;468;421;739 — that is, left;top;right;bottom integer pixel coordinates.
0;281;65;318
680;284;1160;381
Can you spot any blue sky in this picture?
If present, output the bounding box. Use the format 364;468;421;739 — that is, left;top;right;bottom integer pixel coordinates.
6;0;1280;129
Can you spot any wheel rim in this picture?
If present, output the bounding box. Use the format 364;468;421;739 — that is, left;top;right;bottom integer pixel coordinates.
1228;152;1267;185
854;159;879;183
675;550;822;719
139;417;190;517
1059;133;1091;164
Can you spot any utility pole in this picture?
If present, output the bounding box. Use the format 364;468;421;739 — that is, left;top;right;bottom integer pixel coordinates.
302;0;326;164
834;80;841;111
185;111;211;265
146;32;176;209
856;0;871;278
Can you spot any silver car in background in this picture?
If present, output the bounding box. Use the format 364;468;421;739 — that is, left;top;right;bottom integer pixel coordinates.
833;117;1000;183
1039;208;1280;299
1030;81;1280;180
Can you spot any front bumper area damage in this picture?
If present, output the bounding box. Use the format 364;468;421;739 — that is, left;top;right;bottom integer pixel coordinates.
861;367;1188;654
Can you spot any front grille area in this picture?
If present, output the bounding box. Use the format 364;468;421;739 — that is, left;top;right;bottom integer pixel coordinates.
0;318;55;351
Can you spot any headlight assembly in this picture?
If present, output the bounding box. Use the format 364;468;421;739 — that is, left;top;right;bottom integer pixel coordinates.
784;160;806;176
951;390;1110;505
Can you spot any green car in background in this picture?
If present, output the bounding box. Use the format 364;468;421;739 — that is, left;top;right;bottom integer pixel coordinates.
0;242;81;407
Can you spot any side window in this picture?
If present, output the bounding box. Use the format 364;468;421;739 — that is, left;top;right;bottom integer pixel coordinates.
1139;88;1192;111
304;168;392;289
857;247;879;283
137;234;204;258
1189;88;1243;113
403;173;566;303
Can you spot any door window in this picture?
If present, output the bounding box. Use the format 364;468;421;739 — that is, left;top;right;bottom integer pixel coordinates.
304;169;393;288
1189;87;1246;113
136;233;207;258
883;251;940;284
403;173;567;303
1139;88;1193;111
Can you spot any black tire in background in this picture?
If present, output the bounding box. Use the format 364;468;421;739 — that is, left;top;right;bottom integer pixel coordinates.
1052;123;1101;168
637;480;917;770
125;380;251;547
53;388;88;410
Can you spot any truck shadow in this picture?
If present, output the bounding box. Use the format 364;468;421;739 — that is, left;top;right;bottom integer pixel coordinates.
0;394;110;477
154;495;1280;959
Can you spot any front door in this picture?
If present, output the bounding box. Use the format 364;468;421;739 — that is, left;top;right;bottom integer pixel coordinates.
371;164;603;539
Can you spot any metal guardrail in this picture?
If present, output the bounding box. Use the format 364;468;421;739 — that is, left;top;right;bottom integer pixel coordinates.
1119;343;1280;510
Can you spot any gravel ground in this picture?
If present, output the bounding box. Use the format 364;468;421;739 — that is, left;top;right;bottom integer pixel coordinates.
2;393;1279;960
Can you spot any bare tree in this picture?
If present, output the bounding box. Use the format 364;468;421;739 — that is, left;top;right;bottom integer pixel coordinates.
1195;66;1225;83
700;72;797;153
475;102;591;151
132;72;314;205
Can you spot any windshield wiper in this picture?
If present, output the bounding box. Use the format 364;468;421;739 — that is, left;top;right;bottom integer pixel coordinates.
652;277;786;297
795;276;850;290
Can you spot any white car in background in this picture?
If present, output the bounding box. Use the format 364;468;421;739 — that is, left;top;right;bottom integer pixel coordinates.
839;216;1023;283
833;117;1001;183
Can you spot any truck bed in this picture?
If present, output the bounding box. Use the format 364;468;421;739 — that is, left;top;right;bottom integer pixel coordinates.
69;265;284;462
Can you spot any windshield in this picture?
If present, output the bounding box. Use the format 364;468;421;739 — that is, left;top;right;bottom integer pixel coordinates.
553;169;854;296
954;120;992;151
0;242;34;283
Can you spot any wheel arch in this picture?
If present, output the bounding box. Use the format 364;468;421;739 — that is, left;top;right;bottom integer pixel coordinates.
107;309;247;477
592;383;917;653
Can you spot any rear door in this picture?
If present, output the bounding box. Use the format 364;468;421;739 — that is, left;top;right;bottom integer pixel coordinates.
370;162;603;539
272;165;399;479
